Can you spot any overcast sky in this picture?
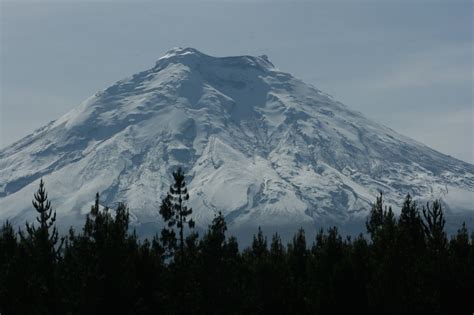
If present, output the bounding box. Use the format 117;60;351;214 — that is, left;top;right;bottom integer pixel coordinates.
1;0;472;163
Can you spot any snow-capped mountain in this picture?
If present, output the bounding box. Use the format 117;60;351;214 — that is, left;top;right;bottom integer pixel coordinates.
1;48;473;235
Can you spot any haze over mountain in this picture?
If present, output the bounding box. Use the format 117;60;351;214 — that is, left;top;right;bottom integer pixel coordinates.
1;48;472;236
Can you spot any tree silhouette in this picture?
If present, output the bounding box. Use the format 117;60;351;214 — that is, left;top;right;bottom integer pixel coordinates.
422;200;447;253
159;167;195;256
24;179;62;252
17;179;63;314
0;180;473;314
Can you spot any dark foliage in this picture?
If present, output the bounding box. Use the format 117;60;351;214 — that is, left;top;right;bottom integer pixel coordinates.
0;178;472;314
159;167;195;258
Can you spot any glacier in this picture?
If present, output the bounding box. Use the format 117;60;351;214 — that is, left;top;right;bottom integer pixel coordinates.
1;47;473;237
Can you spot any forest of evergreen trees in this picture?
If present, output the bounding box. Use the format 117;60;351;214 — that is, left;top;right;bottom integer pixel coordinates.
0;169;472;314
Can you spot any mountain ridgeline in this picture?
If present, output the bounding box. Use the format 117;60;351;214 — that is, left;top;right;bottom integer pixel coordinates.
0;47;473;236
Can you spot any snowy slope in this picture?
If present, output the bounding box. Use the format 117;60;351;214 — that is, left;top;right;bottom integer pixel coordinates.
1;47;473;233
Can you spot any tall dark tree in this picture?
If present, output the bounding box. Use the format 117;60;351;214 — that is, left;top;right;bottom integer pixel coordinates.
159;168;195;256
366;192;397;241
421;200;449;314
242;226;270;313
288;228;308;282
24;179;62;252
396;194;427;312
446;223;473;314
0;221;19;314
198;211;233;314
19;179;63;314
267;233;290;313
365;192;401;314
422;200;447;253
60;193;139;314
159;195;177;258
398;193;425;249
251;226;268;259
287;228;308;313
350;234;370;311
0;221;16;266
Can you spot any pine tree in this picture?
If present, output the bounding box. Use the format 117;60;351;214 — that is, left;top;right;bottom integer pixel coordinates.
0;221;17;267
18;179;63;314
270;233;285;259
397;194;427;312
422;200;447;253
309;227;347;313
288;228;307;282
399;193;425;249
24;179;62;253
0;221;19;314
350;234;370;311
446;223;473;314
159;195;177;258
61;193;138;314
421;200;449;314
365;192;400;314
159;167;195;257
251;226;268;259
287;228;309;313
366;192;386;240
199;212;230;314
201;211;227;255
267;233;290;313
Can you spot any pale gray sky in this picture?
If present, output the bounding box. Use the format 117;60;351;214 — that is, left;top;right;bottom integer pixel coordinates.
1;0;473;162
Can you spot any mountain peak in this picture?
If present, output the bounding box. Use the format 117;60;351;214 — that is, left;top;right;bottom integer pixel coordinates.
1;49;472;236
160;47;205;59
154;47;275;71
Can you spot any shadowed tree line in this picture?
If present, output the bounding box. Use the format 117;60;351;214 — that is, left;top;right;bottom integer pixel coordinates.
0;169;473;314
